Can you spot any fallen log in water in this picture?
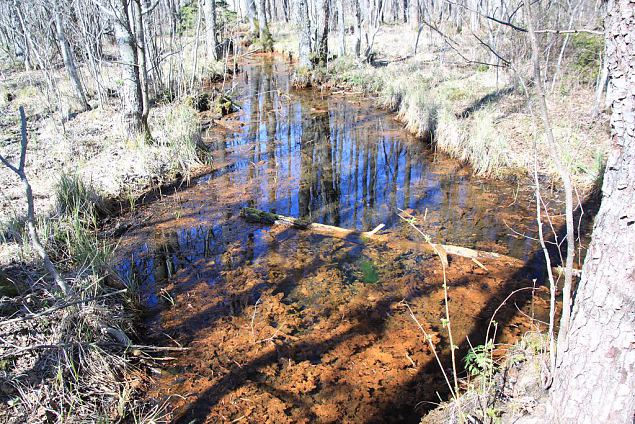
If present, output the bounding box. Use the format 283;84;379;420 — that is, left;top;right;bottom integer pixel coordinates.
239;207;519;266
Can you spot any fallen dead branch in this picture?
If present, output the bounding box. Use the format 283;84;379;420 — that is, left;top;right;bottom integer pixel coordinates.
239;207;518;265
126;344;190;352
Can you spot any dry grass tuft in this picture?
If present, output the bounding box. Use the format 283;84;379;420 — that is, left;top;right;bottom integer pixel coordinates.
158;101;205;173
0;168;165;422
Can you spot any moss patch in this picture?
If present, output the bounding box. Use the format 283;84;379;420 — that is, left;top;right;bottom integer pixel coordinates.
358;259;379;284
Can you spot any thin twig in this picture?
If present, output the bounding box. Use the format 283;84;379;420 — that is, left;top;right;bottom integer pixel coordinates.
0;289;127;328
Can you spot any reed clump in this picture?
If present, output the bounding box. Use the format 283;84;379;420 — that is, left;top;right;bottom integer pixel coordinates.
0;172;159;423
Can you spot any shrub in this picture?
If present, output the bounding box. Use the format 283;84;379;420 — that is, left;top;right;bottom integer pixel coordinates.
570;33;603;84
177;2;198;35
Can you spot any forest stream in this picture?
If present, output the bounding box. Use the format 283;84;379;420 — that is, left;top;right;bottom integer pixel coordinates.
114;57;560;423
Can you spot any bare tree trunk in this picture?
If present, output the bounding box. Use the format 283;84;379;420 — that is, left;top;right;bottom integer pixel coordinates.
132;0;150;130
190;0;204;90
53;7;90;112
297;0;312;69
111;0;146;136
354;0;362;57
592;51;609;117
337;0;345;56
409;0;419;29
13;2;32;71
245;0;257;37
203;0;218;60
526;0;576;346
0;107;70;296
315;0;330;63
169;0;179;34
413;23;424;54
549;0;635;420
363;0;385;61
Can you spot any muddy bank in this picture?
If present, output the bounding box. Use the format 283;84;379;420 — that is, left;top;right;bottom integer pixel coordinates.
108;57;566;423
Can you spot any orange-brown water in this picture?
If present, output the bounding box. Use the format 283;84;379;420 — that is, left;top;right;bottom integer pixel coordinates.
114;57;559;423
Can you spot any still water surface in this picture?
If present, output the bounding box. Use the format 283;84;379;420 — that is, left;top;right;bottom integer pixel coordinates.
115;57;550;423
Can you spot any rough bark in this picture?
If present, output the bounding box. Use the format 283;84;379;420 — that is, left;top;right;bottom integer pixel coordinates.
549;0;635;422
314;0;330;63
203;0;218;60
53;7;90;112
111;0;146;136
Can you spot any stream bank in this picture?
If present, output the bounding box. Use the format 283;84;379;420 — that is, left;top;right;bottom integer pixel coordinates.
272;24;610;192
0;53;239;422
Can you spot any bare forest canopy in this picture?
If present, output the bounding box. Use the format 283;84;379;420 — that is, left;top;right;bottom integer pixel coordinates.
0;0;607;134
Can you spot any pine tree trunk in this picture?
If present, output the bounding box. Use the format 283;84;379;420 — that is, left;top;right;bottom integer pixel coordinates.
549;0;635;422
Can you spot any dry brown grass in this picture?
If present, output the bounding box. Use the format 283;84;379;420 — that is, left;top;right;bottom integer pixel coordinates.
328;57;607;188
0;169;171;422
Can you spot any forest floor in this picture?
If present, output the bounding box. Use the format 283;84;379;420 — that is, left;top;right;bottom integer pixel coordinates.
0;78;200;246
0;49;230;422
273;23;610;192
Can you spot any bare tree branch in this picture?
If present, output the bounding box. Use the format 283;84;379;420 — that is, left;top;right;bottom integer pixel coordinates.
0;107;70;296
